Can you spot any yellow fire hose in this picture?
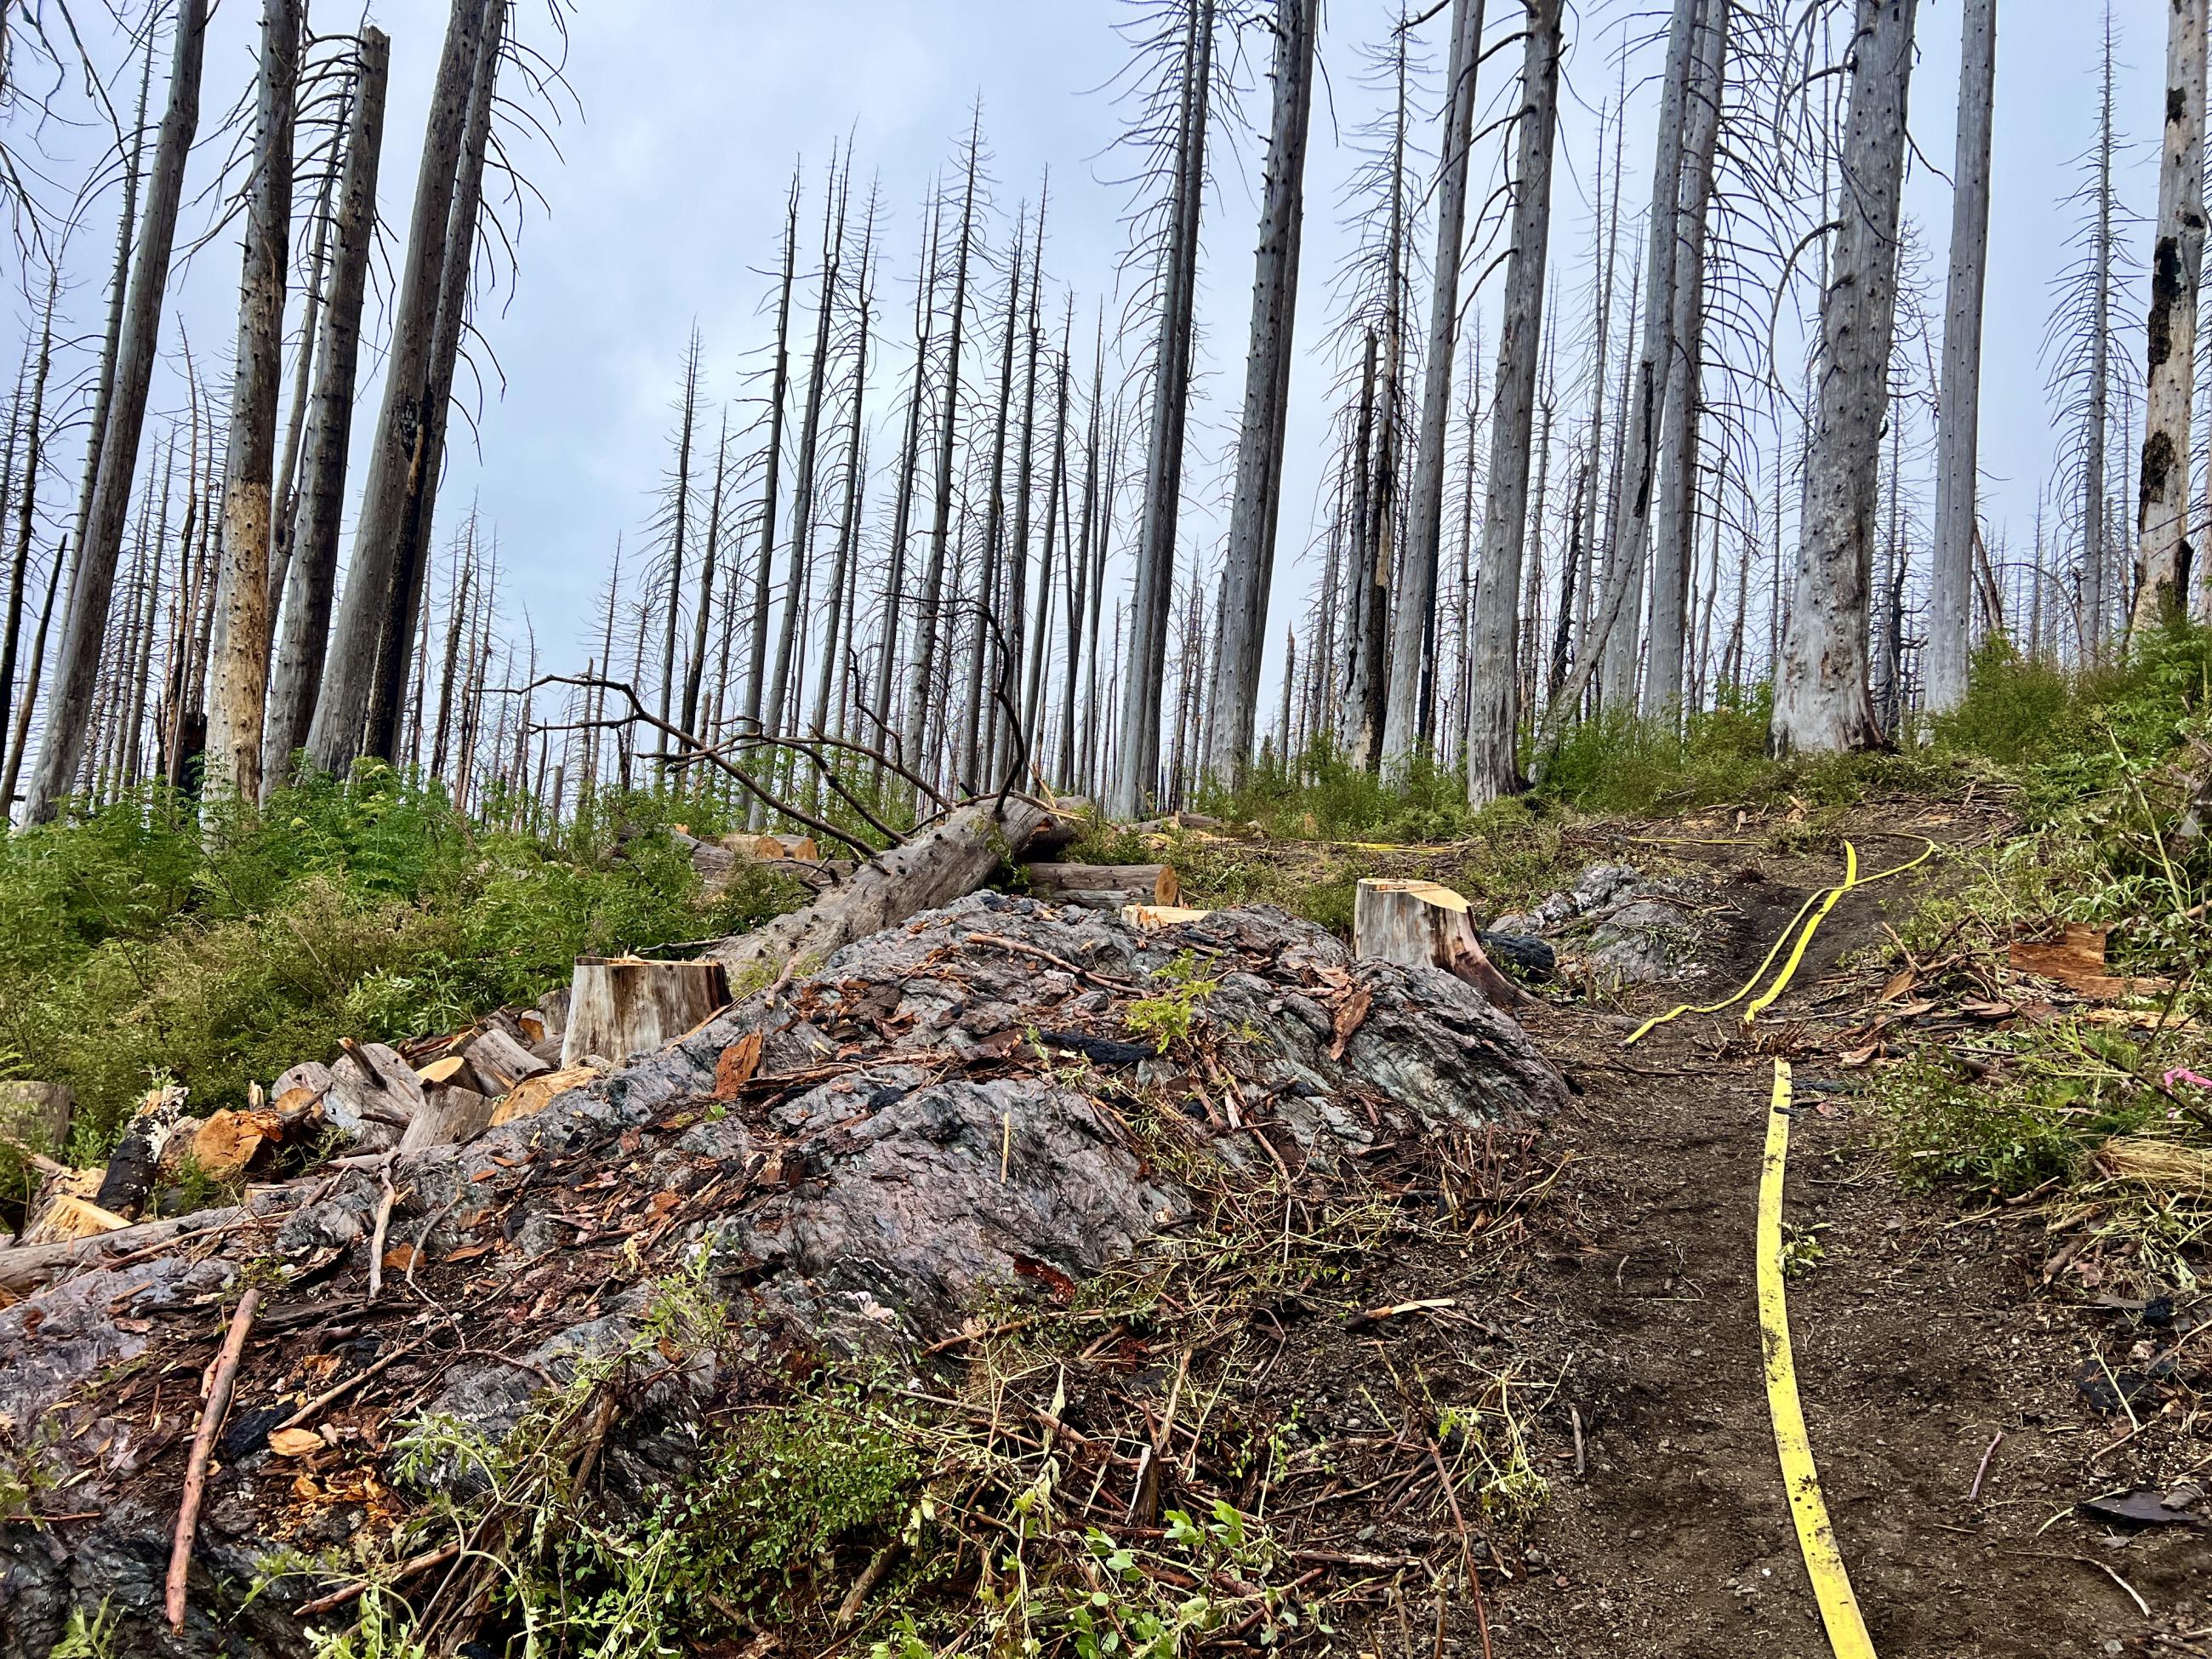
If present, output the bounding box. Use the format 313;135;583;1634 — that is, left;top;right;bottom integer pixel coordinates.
1622;838;1937;1047
1610;841;1946;1655
1760;1059;1878;1659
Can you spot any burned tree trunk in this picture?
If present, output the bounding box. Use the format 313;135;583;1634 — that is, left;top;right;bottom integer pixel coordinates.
1924;0;1998;710
1109;0;1215;819
265;28;388;790
905;128;982;778
1771;0;1921;755
1465;0;1565;807
0;287;54;772
305;0;491;776
1641;0;1725;723
1590;0;1702;718
1205;0;1318;789
1382;0;1484;769
743;174;801;740
362;0;506;766
204;0;303;807
23;0;208;823
2133;0;2208;630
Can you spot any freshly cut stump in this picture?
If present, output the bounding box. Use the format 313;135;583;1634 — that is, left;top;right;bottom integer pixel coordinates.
562;958;730;1068
1354;878;1529;1012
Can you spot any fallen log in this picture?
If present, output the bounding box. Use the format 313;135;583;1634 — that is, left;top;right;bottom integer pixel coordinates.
1353;879;1531;1012
0;1186;311;1295
710;798;1061;983
1023;863;1180;910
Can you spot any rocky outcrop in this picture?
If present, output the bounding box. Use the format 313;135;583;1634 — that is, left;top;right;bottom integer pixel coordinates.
0;898;1563;1656
1495;862;1707;984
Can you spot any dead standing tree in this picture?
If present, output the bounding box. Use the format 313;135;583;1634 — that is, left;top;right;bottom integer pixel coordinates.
204;0;304;807
1641;0;1727;724
1924;0;1998;710
904;124;983;790
1465;0;1565;806
1382;0;1483;770
306;0;497;776
2132;0;2207;630
2041;13;2133;667
1109;0;1216;819
25;0;208;823
1770;0;1922;755
1205;0;1319;789
266;31;389;791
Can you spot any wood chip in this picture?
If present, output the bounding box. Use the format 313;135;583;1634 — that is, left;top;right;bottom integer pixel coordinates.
268;1428;323;1458
713;1032;766;1100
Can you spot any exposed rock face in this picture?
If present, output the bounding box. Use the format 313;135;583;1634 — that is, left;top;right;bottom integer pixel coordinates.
0;898;1564;1656
1494;863;1706;984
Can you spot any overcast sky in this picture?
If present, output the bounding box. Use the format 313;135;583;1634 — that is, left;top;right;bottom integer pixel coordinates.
11;0;2166;690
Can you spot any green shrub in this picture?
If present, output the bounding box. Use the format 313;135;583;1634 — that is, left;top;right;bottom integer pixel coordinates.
679;1382;922;1621
1538;696;1773;814
0;771;805;1158
1198;738;1479;844
1930;636;2075;767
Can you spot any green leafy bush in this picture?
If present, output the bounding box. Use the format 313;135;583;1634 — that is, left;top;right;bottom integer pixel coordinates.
0;771;803;1159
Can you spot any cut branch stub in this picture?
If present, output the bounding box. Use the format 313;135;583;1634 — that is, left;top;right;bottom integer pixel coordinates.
1353;879;1532;1013
561;957;731;1069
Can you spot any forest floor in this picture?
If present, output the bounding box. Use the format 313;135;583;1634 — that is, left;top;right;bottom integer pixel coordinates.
1305;799;2210;1658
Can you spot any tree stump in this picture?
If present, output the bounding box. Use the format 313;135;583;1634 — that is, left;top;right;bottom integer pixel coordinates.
1353;879;1531;1012
561;957;730;1068
0;1083;74;1154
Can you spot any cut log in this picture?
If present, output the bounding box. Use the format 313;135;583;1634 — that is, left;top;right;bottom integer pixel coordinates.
458;1024;550;1094
1023;863;1181;910
18;1164;100;1245
0;1185;311;1294
323;1040;424;1151
397;1084;498;1153
416;1055;469;1086
489;1065;599;1129
21;1193;130;1246
561;960;729;1068
1353;880;1532;1012
185;1109;281;1182
0;1082;74;1153
710;798;1063;983
1120;905;1213;930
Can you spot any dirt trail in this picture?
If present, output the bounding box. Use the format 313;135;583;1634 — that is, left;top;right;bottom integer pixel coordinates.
1477;832;2206;1658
